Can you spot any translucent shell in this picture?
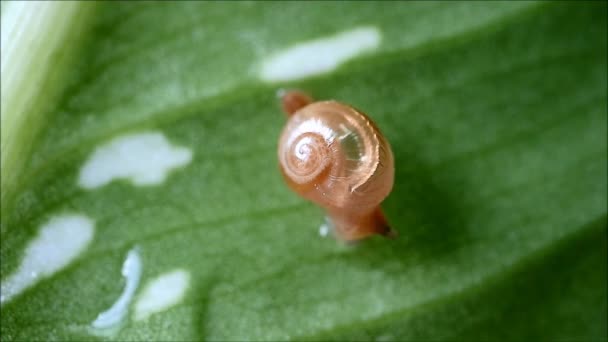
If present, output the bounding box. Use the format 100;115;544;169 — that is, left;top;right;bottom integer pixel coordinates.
278;97;395;241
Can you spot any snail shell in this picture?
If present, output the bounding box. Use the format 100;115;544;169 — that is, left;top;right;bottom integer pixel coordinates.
278;91;395;241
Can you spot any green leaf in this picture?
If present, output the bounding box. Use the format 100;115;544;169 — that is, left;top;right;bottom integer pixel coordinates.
1;2;606;341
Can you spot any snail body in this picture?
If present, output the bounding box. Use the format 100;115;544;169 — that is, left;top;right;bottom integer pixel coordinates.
278;91;395;241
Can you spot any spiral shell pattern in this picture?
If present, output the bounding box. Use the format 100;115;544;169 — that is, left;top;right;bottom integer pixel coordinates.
281;132;332;185
278;101;393;211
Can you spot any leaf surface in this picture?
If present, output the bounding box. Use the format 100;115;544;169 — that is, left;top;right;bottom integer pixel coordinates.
1;2;606;341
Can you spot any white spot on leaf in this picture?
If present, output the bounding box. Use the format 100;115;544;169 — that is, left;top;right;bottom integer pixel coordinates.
319;223;330;237
91;248;142;331
260;26;381;82
0;214;94;305
134;269;190;321
319;216;334;238
78;132;192;189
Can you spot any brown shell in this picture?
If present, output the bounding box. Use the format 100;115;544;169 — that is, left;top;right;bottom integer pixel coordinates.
278;98;395;241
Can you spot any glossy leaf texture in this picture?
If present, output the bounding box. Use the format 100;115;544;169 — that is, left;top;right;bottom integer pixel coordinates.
1;2;606;341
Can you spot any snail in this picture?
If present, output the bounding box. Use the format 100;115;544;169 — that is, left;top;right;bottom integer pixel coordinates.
277;90;396;241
